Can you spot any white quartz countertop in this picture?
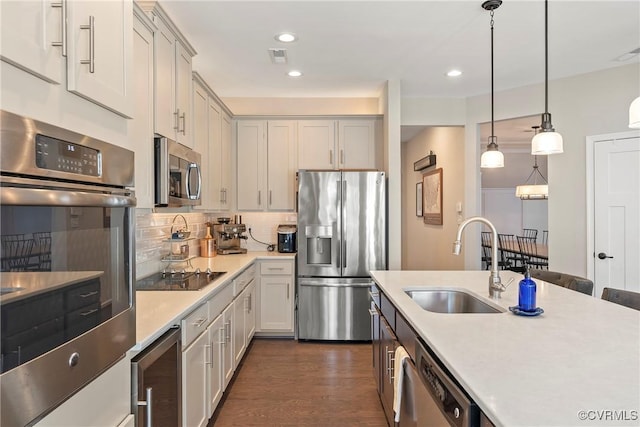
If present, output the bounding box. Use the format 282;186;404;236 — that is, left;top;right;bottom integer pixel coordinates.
0;271;104;304
370;270;640;427
134;252;294;352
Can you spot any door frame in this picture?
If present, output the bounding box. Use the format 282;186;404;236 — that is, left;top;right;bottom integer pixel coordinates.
585;129;640;283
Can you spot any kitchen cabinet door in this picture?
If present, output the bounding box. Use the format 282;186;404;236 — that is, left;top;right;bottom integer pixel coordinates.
233;287;247;366
338;120;376;169
182;329;208;427
267;121;297;210
220;113;233;210
152;16;176;140
297;120;336;170
131;11;154;209
207;315;224;418
66;0;133;118
193;79;212;209
0;0;64;84
236;121;266;210
222;304;234;388
245;281;256;342
259;276;293;332
379;317;398;427
175;41;192;147
208;99;223;210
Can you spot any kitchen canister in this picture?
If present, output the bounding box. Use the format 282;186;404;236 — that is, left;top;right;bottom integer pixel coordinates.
200;224;216;257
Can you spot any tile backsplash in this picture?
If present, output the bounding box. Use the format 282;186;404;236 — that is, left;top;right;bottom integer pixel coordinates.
135;209;296;279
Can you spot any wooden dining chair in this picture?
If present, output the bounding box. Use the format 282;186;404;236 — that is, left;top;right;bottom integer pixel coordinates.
497;234;525;272
522;228;538;240
601;288;640;311
516;236;548;270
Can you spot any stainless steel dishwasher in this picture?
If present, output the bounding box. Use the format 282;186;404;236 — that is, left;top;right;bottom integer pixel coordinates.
399;338;479;427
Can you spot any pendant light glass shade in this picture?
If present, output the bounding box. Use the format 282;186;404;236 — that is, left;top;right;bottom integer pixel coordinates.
629;96;640;129
532;130;563;154
515;184;548;200
532;0;563;155
480;137;504;168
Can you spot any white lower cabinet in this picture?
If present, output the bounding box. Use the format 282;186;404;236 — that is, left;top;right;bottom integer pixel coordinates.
221;303;235;388
258;260;295;334
182;328;209;427
207;314;225;417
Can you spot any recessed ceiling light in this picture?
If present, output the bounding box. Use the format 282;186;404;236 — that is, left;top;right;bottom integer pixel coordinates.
275;33;297;43
287;70;303;77
446;69;462;77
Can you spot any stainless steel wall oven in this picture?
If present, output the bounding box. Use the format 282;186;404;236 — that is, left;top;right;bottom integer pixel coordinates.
0;111;136;426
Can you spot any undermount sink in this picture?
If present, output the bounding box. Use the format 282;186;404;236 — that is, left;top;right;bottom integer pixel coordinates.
405;289;505;314
1;286;25;295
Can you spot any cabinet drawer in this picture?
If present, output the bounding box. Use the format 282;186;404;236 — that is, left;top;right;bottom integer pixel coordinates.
65;279;101;311
380;292;395;330
260;261;293;276
181;303;209;349
234;264;256;296
209;283;234;320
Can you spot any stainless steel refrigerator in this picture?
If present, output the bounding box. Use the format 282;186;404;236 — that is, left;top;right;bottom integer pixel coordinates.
297;170;386;340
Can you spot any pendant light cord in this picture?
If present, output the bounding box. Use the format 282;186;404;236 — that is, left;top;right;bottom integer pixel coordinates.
544;0;549;115
490;9;495;138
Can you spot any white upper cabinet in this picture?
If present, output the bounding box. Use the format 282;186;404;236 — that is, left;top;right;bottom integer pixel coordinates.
267;121;297;210
209;102;232;211
0;0;133;118
236;120;296;211
140;2;196;146
130;8;155;209
192;78;211;209
66;0;133;118
0;0;65;84
297;120;335;170
298;119;378;170
220;113;233;210
338;120;375;169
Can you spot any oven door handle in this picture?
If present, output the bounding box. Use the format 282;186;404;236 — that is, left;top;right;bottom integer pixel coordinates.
1;186;136;207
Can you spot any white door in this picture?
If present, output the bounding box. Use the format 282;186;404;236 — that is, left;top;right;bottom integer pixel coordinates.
236;120;266;210
207;315;224;417
182;330;208;427
297;120;336;169
267;121;297;210
259;276;293;331
338;120;375;169
594;136;640;297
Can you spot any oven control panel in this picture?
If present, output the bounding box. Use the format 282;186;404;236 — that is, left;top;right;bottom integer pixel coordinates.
35;134;100;176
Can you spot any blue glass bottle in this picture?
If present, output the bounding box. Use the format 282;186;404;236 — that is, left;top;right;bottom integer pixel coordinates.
518;266;537;312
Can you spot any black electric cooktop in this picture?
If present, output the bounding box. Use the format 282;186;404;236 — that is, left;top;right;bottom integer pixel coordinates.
136;269;226;291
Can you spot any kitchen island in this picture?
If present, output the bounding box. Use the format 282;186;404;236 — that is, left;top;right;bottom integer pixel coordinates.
370;270;640;427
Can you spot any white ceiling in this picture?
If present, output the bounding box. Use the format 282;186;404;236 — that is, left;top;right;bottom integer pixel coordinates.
160;0;640;100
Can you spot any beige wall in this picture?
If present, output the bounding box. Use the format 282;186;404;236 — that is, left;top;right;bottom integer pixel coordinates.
222;97;379;116
402;126;465;270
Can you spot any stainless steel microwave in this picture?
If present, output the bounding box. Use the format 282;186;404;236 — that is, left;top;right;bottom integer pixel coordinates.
154;136;202;207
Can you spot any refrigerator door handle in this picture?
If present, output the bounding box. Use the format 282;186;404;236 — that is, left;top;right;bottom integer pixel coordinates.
342;180;347;269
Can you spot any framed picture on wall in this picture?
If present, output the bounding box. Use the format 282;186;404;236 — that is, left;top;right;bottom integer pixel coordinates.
423;168;443;225
416;182;423;217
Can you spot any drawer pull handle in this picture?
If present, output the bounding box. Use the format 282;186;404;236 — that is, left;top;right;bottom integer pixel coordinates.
268;267;284;271
193;318;207;328
368;309;377;316
219;327;226;345
80;309;98;316
79;291;98;298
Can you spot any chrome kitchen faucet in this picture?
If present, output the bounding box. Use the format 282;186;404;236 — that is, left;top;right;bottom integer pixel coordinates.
453;216;506;299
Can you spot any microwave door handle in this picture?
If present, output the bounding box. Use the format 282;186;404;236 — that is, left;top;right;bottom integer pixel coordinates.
186;163;202;200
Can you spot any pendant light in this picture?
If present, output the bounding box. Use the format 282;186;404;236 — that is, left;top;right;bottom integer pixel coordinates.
532;0;563;155
516;126;549;200
629;96;640;128
480;0;504;169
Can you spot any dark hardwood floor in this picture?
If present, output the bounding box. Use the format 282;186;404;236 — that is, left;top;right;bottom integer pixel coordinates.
209;338;387;426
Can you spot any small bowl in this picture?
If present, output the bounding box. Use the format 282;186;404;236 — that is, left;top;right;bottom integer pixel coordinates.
172;230;191;239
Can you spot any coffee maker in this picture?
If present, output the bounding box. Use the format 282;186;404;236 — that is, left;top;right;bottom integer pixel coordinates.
213;222;248;255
